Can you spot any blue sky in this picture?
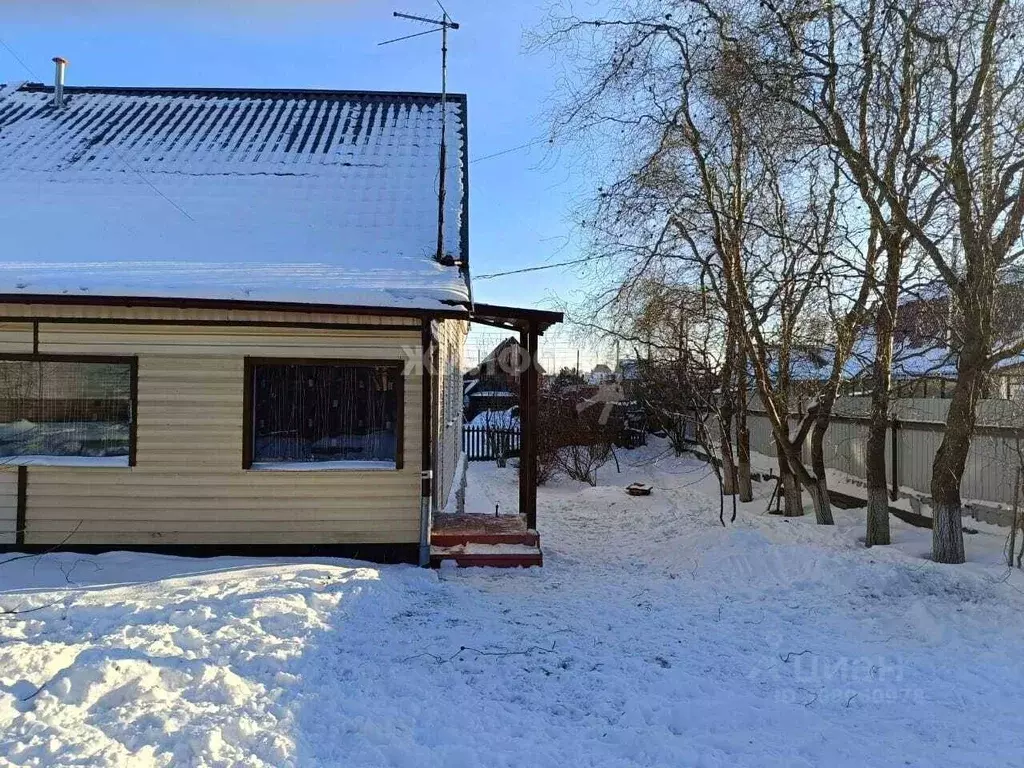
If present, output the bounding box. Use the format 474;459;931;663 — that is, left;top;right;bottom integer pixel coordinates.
0;1;610;370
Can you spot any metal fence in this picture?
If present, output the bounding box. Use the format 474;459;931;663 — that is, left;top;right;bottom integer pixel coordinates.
735;397;1024;507
462;426;521;462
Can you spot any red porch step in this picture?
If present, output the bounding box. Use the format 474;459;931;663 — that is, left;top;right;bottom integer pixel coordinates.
429;541;543;568
430;513;542;568
428;544;544;569
431;530;539;548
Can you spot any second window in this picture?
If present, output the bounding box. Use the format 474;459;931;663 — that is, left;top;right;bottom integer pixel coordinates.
249;362;400;469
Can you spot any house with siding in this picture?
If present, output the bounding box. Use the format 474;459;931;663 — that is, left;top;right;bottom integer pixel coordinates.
0;72;559;565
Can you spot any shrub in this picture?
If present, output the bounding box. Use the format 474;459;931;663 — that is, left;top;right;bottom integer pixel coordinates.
537;391;617;486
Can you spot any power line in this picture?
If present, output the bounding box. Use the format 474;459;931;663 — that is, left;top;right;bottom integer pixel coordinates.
474;253;616;280
0;36;195;223
470;136;551;165
466;117;609;166
0;37;33;77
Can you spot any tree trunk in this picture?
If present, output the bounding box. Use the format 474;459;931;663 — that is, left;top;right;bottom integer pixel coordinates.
930;367;985;564
932;495;965;564
806;476;832;527
720;403;737;496
719;316;739;497
736;350;753;502
865;411;892;545
930;298;992;564
777;444;804;517
864;235;904;545
865;484;891;546
809;414;835;525
865;259;897;546
782;466;804;517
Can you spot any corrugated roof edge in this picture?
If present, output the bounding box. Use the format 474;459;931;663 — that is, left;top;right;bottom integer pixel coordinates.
13;82;468;102
458;94;472;305
0;292;471;319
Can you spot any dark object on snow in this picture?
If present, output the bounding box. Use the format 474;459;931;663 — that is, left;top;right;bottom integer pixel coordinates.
626;483;652;497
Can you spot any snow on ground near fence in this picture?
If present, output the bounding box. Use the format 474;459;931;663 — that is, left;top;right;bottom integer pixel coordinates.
2;440;1024;767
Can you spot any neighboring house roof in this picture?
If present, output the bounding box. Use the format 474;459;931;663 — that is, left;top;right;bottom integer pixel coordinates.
467;407;519;429
0;82;470;311
465;337;546;378
778;336;1024;383
777;340;934;382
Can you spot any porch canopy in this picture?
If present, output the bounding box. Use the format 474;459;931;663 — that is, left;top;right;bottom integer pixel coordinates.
467;302;563;530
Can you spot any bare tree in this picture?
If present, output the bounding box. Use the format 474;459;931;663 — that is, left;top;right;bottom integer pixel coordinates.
537;2;884;525
534;6;777;508
788;0;940;545
716;0;1024;562
735;155;850;524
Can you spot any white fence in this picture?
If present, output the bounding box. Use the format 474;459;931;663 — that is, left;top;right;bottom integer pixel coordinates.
737;398;1024;509
462;426;521;462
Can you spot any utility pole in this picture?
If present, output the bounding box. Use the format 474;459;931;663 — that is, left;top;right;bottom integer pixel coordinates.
381;7;460;264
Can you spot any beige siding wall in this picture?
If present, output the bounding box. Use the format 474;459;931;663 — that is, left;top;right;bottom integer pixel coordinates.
0;322;33;353
0;469;16;544
435;319;467;510
9;319;425;546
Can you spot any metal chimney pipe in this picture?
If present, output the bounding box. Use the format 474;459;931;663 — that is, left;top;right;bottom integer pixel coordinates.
52;57;68;108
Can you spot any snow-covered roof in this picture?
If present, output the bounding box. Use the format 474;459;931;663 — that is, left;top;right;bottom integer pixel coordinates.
778;336;1024;383
465;337;547;377
467;407;519;429
0;82;470;312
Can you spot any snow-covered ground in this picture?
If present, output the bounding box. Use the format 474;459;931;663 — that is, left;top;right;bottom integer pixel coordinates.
2;440;1024;767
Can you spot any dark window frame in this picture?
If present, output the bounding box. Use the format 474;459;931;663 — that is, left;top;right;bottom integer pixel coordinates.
0;353;139;467
242;357;405;471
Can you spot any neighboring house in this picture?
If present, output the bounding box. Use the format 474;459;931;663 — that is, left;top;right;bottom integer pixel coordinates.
463;337;545;421
997;364;1024;400
615;358;641;399
886;289;1024;398
587;363;614;385
0;77;560;563
773;340;965;397
761;279;1024;400
615;359;640;380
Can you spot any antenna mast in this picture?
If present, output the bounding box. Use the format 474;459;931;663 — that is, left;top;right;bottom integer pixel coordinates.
382;7;460;264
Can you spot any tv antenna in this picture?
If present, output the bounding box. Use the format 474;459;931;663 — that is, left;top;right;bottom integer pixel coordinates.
380;4;460;264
